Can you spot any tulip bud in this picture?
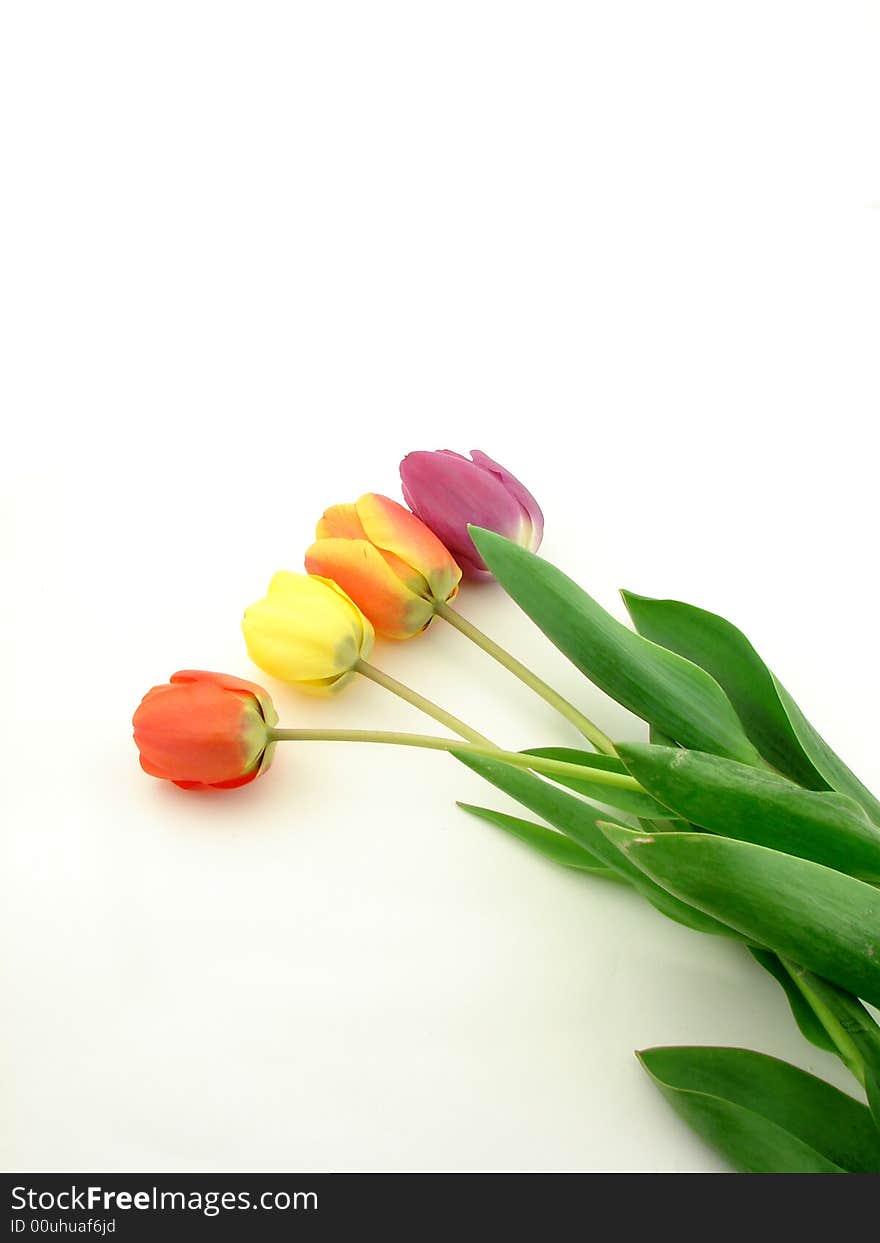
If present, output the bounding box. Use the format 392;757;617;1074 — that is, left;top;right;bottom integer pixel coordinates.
132;670;278;790
305;493;461;639
400;450;544;579
242;571;374;690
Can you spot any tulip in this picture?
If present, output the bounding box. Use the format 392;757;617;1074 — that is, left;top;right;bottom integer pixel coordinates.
132;670;278;790
242;571;374;690
304;493;462;639
399;450;544;579
394;450;609;749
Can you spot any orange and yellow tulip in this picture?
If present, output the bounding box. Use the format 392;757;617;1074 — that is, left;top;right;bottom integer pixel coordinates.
132;670;278;790
305;494;461;639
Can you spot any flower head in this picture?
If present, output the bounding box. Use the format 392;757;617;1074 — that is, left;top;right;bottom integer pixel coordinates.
242;571;374;690
400;449;543;579
305;493;461;639
133;670;278;790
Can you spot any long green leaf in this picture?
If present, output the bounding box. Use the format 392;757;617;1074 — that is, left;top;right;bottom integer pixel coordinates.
456;753;738;938
622;591;880;824
524;746;680;819
776;682;880;827
616;743;880;881
468;528;762;766
456;802;622;877
638;1046;880;1173
600;824;880;1007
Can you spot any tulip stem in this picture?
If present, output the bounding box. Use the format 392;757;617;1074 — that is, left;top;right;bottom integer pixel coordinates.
267;727;645;792
434;600;616;755
354;660;494;747
779;958;867;1088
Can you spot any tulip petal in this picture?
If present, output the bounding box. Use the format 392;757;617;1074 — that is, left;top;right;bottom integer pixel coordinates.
447;543;493;579
199;762;263;790
316;503;369;542
172;765;262;791
133;681;265;785
400;451;527;577
138;749;173;779
375;547;431;597
305;537;434;639
309;574;376;659
298;671;358;693
354;493;461;602
469;450;544;551
170;669;278;726
242;571;373;686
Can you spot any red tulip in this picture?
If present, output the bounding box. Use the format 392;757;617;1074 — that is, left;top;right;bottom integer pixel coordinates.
133;670;278;790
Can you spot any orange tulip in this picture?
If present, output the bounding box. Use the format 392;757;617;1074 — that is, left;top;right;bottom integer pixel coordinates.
305;494;461;639
133;670;278;790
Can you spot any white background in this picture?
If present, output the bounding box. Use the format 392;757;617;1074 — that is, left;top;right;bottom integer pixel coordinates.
2;2;879;1172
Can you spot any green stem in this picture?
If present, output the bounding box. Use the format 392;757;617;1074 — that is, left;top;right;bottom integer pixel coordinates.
434;599;616;755
780;958;867;1087
267;727;645;793
355;659;493;747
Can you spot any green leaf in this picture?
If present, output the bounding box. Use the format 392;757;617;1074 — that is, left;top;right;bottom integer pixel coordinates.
638;1045;880;1172
523;747;680;820
775;682;880;827
748;948;838;1055
638;728;688;832
649;724;678;747
468;528;762;767
456;752;739;939
456;802;622;877
622;591;880;824
867;1071;880;1133
600;824;880;1007
616;743;880;882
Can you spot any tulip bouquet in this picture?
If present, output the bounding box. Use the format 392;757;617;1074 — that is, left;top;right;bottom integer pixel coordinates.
133;449;880;1174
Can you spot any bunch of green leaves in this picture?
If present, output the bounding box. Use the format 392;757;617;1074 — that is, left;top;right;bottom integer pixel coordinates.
457;527;880;1173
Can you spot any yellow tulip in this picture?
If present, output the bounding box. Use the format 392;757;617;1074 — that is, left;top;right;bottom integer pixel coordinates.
242;572;374;691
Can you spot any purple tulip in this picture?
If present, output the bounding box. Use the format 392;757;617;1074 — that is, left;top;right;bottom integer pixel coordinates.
399;450;544;579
